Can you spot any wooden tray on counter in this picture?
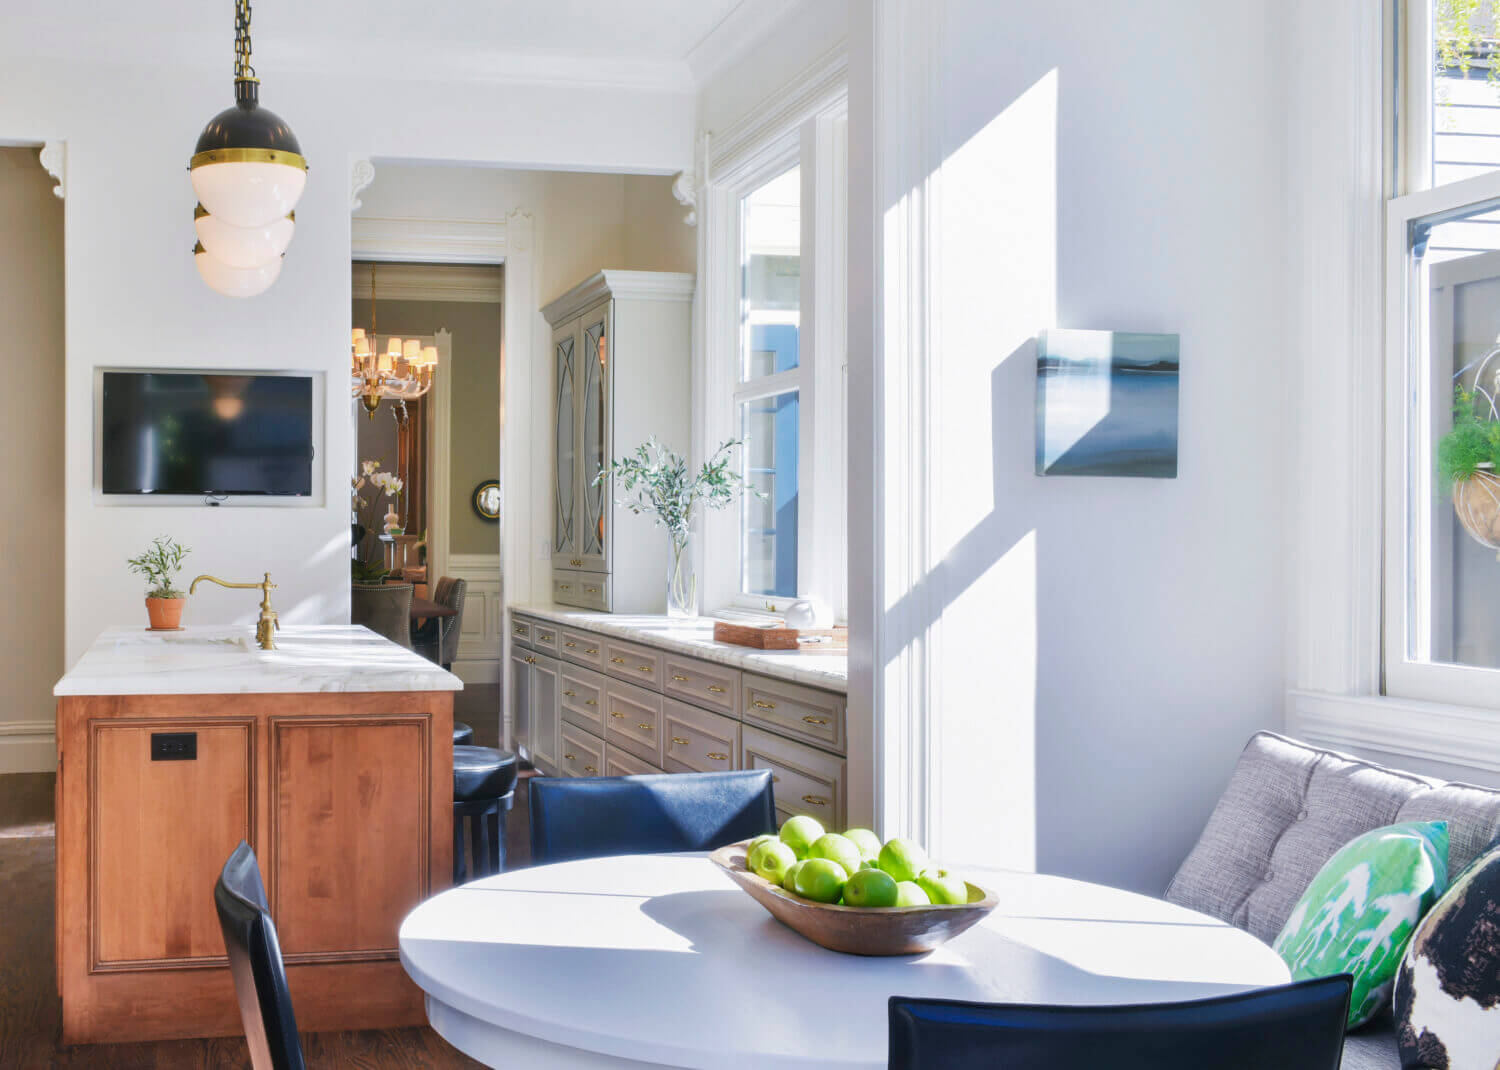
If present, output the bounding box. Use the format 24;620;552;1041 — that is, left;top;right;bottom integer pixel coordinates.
712;620;848;652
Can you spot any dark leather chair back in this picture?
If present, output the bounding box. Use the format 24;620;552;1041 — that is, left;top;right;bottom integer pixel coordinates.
887;976;1352;1070
351;582;412;649
433;576;466;666
214;841;306;1070
529;769;776;866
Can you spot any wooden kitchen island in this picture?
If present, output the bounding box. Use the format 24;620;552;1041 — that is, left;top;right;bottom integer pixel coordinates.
53;625;461;1045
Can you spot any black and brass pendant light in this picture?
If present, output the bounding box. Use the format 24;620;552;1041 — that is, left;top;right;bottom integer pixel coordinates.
190;0;306;297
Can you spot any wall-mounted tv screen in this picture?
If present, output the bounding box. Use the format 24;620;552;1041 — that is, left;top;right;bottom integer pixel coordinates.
100;372;314;496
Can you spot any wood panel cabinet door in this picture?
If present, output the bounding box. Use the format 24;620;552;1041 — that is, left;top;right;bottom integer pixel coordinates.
270;717;430;959
552;318;581;570
527;653;561;774
509;647;533;763
576;299;612;574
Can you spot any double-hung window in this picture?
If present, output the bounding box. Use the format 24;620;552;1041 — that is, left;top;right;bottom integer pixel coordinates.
700;92;848;618
1388;0;1500;705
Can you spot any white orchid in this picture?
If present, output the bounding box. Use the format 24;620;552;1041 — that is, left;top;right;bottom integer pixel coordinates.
361;459;380;477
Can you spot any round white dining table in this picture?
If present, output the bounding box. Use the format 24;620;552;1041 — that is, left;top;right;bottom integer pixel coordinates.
398;852;1290;1070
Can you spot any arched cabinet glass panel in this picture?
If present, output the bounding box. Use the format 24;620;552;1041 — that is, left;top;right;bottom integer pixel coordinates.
554;333;576;556
581;307;609;565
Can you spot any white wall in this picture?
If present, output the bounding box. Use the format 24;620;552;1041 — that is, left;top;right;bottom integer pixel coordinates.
851;0;1290;893
0;52;692;667
0;147;64;771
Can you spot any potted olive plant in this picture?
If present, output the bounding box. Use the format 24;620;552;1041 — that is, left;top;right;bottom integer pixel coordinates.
128;535;191;630
1438;385;1500;558
596;438;760;617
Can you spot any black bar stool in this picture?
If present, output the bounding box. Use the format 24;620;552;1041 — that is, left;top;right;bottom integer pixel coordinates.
453;746;518;883
453;721;475;746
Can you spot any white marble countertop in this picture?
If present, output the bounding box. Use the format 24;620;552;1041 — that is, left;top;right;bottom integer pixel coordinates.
55;625;463;697
507;605;848;692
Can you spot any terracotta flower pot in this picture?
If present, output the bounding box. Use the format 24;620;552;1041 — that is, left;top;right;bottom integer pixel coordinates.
145;597;185;630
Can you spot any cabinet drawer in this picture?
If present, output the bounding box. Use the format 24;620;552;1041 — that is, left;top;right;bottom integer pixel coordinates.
663;698;740;775
527;619;562;656
559;723;604;778
741;725;846;830
603;677;663;765
559;664;607;736
663;654;741;718
559;627;606;670
742;674;846;755
509;616;533;649
554;570;609;610
604;744;663;778
602;637;662;689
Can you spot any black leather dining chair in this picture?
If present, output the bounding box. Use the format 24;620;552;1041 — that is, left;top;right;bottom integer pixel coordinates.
214;840;306;1070
887;975;1352;1070
529;769;776;866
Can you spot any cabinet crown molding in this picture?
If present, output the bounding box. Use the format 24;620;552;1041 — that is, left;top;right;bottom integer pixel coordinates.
542;270;695;327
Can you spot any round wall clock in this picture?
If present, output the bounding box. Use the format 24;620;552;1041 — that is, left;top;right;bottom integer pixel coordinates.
471;479;500;521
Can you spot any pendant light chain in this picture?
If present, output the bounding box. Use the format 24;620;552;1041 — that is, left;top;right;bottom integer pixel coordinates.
234;0;256;81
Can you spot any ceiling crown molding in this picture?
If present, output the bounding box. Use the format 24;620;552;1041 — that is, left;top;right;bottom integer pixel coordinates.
352;215;509;264
351;262;504;303
350;159;375;212
706;42;848;186
38;141;64;199
686;0;805;85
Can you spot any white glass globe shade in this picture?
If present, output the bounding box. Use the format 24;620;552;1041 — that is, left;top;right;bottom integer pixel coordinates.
190;161;306;228
194;245;283;298
195;211;294;269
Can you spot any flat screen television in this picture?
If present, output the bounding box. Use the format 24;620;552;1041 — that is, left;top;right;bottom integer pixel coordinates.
99;371;314;496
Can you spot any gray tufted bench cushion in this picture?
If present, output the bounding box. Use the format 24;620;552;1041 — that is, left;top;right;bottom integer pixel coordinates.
1166;732;1500;1069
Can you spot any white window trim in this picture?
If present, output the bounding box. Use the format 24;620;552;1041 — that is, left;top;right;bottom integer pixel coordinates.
694;69;849;619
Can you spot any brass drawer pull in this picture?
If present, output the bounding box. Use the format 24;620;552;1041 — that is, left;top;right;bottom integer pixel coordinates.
671;736;690;745
672;674;690;682
585;699;598;706
610;656;626;664
706;684;726;694
585;647;598;654
513;625;527;635
610;711;625;719
801;794;828;806
637;723;653;731
539;633;554;642
584;765;597;773
585;586;600;594
525;655;537;665
570;557;582;567
559;584;572;591
772;775;781;783
753;700;776;710
565;641;577;648
636;665;652;673
802;715;829;726
706;752;729;761
564;753;576;761
563;689;576;697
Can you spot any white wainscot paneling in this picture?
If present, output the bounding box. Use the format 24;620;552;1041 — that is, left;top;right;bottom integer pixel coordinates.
448;554;503;685
0;720;56;773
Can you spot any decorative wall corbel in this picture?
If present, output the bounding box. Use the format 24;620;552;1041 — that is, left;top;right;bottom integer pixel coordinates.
350;158;375;212
39;142;65;200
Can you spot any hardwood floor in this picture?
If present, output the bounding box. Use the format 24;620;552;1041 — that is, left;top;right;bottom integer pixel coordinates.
0;768;531;1067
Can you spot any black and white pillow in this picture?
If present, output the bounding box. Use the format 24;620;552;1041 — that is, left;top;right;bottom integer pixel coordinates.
1394;840;1500;1069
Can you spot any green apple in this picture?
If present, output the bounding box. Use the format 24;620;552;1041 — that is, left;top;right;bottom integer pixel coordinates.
878;838;929;882
750;840;798;885
916;867;969;906
746;834;777;855
779;815;825;858
843;828;882;861
781;859;809;893
807;833;863;877
793;858;847;903
842;867;899;908
859;858;883;871
894;880;931;907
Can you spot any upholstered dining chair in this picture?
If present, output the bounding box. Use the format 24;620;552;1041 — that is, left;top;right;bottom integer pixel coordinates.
529;769;777;866
351;582;412;649
412;575;466;669
214;841;306;1070
887;976;1352;1070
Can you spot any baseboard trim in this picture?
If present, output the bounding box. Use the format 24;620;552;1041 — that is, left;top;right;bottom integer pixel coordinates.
452;660;501;686
0;720;56;774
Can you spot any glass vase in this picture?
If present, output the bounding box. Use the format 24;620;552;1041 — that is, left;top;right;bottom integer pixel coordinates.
667;536;698;618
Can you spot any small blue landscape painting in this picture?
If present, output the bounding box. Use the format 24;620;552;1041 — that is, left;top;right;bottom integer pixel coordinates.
1035;328;1179;478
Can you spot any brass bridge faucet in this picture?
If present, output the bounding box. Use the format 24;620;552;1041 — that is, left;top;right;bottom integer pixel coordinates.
189;572;281;650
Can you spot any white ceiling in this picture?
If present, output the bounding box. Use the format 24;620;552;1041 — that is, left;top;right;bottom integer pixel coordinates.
0;0;795;91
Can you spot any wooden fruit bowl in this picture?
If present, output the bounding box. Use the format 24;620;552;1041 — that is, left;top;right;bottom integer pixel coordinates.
709;839;998;956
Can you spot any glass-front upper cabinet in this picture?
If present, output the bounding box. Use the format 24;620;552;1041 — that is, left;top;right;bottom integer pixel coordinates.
578;302;610;570
553;325;576;565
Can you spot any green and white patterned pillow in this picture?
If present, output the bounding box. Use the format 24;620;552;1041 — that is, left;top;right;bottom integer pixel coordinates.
1273;821;1450;1028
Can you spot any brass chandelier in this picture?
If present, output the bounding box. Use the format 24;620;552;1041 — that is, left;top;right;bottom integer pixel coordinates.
351;264;439;417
